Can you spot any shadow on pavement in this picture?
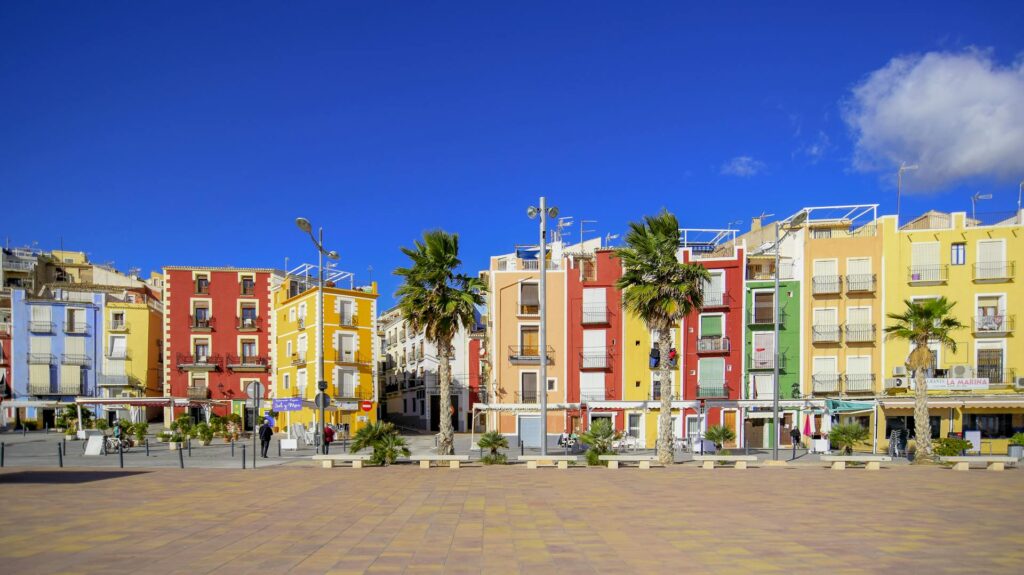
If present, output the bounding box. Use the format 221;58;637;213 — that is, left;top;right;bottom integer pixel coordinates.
0;470;150;484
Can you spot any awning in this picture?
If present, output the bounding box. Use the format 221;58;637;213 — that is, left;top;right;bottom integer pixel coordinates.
473;403;580;412
880;397;1024;410
827;399;876;413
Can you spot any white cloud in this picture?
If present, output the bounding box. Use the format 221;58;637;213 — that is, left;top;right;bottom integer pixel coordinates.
720;156;766;177
799;131;831;163
842;49;1024;190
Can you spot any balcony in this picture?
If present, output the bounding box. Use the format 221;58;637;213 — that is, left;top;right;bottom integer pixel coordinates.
61;354;92;367
292;355;307;366
335;351;373;366
812;325;841;344
697;381;729;398
696;336;730;353
109;320;130;332
187;386;210;400
517;390;539;403
28;321;55;333
239;282;256;296
339;314;356;327
508;345;554;364
175;353;222;371
973;261;1015;282
581;304;609;325
844;374;875;393
703;290;726;308
0;322;10;337
580;389;611;403
64;322;89;335
972;315;1014;336
843;324;875;343
812;276;842;295
237;316;262;331
746;261;794;281
908;265;948;284
580;347;611;370
749;308;784;326
98;374;132;387
190;315;215;332
28;353;55;364
748;352;785;370
976;368;1016;386
106;351;130;361
845;274;876;293
226;354;270;372
28;383;54;395
812;373;841;394
519;259;560;271
3;260;35;272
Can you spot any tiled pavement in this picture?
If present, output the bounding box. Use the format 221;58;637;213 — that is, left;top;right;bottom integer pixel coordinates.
0;463;1020;574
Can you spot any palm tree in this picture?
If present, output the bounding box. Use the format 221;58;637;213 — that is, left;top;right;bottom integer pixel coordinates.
884;297;964;462
828;423;869;455
580;418;620;466
616;210;710;465
395;230;486;455
477;430;509;464
704;425;736;453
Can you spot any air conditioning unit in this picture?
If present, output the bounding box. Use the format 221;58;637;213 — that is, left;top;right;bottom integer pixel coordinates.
1015;377;1024;389
120;391;133;398
885;378;905;389
892;366;907;377
950;364;971;379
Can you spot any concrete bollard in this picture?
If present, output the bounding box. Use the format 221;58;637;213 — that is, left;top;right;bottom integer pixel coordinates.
188;440;192;457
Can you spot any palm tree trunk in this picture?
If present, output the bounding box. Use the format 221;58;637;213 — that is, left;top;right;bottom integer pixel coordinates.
657;329;674;465
912;365;933;463
437;339;455;455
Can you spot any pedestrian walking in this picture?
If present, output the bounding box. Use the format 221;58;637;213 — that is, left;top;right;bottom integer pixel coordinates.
790;426;801;459
322;425;334;455
259;419;273;458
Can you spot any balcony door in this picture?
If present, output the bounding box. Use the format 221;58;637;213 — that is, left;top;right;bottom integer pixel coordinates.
703;271;725;306
519;325;539;356
910;243;940;280
976;345;1004;384
582;287;606;323
976;240;1005;279
520;372;538;403
751;332;774;369
579;371;604;402
753;291;775;323
337;332;356;362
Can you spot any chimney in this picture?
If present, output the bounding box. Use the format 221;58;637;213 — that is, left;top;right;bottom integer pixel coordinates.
750;217;763;232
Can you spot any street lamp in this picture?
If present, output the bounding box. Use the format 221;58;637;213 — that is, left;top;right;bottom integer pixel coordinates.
897;163;918;225
971;192;993;223
772;209;807;461
296;217;340;452
527;197;558;456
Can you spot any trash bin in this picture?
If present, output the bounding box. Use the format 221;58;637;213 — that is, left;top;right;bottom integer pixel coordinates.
1008;445;1023;459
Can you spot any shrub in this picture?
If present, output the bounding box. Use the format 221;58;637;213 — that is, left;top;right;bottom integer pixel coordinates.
20;421;38;431
704;425;736;454
580;419;620;466
350;421;410;466
171;415;196;438
829;423;869;455
95;419;110;432
194;422;215;444
933;437;973;457
477;431;509;464
132;422;149;443
1009;432;1024;447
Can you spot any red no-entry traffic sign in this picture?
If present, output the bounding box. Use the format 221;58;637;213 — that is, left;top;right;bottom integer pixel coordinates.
360;400;373;412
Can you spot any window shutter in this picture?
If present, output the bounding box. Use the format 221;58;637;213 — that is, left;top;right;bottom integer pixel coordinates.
61;365;81;387
847;307;870;325
521;283;540;306
813;260;837;276
911;243;939;267
700;315;723;337
698;358;724;382
65;337;85;356
812;357;837;375
847;356;871;375
30;337;50;354
813;308;837;326
847;258;870;276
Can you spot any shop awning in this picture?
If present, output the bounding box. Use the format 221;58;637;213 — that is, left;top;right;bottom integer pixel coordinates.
880;397;1024;410
827;399;876;413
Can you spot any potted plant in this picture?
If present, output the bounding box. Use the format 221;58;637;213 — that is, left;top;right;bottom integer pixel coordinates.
195;422;215;446
580;419;620;466
95;419;110;434
704;425;736;455
477;431;509;465
133;422;149;445
829;423;869;455
158;431;184;450
1008;432;1024;459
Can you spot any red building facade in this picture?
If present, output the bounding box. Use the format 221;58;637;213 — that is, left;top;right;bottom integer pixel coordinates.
163;267;276;424
566;248;625;433
680;240;746;447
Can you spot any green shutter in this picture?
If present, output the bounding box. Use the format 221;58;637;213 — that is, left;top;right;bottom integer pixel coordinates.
698;358;724;382
700;315;723;337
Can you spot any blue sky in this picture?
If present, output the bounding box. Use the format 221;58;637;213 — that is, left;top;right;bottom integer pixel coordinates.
3;2;1023;307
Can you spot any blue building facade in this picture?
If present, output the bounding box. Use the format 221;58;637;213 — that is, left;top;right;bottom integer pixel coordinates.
11;288;105;424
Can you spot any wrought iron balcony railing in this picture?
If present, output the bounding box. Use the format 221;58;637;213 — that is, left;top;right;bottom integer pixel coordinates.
973;261;1015;281
61;354;92;367
972;315;1014;335
812;325;841;343
845;273;876;292
812;373;841;393
812;275;842;295
696;336;729;353
908;265;948;283
237;316;262;330
580;347;611;369
844;374;875;392
187;386;210;400
844;324;876;343
703;290;726;307
190;315;215;330
581;304;609;324
28;353;55;364
696;381;729;398
28;321;55;333
64;322;89;334
508;345;554;364
109;320;130;332
748;352;786;370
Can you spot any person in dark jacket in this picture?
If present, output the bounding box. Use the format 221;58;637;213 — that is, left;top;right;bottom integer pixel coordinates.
258;420;273;458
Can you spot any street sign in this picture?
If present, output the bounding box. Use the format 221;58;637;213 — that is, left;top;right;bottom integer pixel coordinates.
360;400;373;412
314;392;330;409
272;398;303;412
245;381;265;399
339;402;359;411
317;380;328;392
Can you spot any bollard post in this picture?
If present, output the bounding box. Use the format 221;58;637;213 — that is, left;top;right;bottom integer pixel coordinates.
63;438;67;456
145;438;150;457
242;444;246;469
178;445;184;469
23;425;27;437
277;440;281;458
231;441;235;457
58;443;64;468
188;440;192;457
45;423;49;434
521;442;524;456
1;442;4;467
119;440;124;469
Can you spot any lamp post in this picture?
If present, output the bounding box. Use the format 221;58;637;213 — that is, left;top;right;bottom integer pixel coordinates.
296;217;339;452
772;209;807;461
528;198;558;456
971;192;993;223
896;163;918;225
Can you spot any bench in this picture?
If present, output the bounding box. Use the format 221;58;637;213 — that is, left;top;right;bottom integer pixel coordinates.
940;456;1019;471
312;454;370;469
692;455;758;469
598;455;661;469
410;455;470;469
518;455;579;469
820;455;892;470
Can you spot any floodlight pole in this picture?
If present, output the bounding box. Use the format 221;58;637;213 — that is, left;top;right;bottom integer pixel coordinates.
538;196;549;456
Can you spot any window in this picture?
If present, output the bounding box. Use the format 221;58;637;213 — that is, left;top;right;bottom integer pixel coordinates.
752;373;774;399
297;368;307;390
241;339;257;359
651;371;673;400
627;413;641;438
286;340;293;357
240;305;257;326
338;333;355;360
520;372;539;402
582;288;607;323
240;276;255;295
111;311;126;329
109;336;127;359
194;339;210;359
963;414;1013;439
65;308;84;332
976;240;1006;278
753;292;775;323
191;376;207;389
699;314;723;338
283;373;290;390
297;334;307;355
195;274;210;294
951;243;966;266
519;325;539;355
338;300;354;325
698;358;725;386
910;242;941;280
886;416;940;439
976;345;1004;383
702;271;725;306
519;283;540;315
288;307;296;322
547;377;557;391
336;368;356;397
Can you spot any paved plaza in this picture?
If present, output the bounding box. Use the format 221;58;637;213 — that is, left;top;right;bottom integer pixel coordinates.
0;462;1021;574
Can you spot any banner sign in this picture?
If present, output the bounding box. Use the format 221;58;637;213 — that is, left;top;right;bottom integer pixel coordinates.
272;398;303;412
925;378;988;391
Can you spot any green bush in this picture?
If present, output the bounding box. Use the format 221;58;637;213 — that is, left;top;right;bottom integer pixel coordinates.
704;425;736;453
481;453;508;465
580;419;620;466
478;431;509;464
194;422;215;444
829;423;869;455
934;437;973;457
95;419;110;432
133;422;149;443
20;421;39;431
171;415;196;438
350;421;410;466
1009;432;1024;447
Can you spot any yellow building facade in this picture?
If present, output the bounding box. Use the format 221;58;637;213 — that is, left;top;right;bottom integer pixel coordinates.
621;310;683;448
101;289;164;420
876;211;1023;454
272;276;379;436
